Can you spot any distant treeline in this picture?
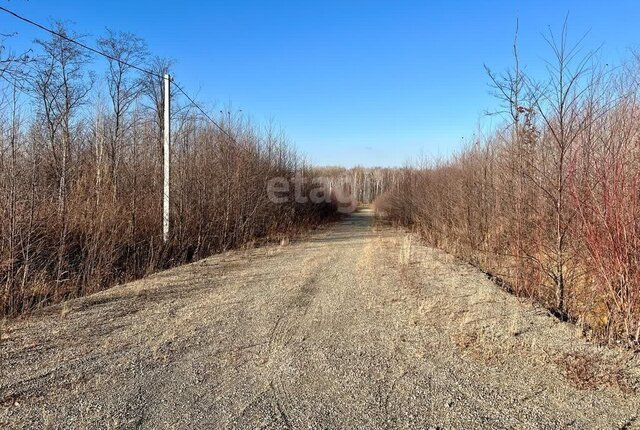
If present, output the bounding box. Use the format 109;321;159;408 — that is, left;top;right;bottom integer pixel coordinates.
316;166;403;204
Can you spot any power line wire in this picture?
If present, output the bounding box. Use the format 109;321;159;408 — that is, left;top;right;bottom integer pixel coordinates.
172;81;239;143
0;4;242;145
0;5;162;79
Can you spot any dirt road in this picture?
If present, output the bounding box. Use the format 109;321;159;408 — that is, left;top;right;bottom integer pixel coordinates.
1;209;639;429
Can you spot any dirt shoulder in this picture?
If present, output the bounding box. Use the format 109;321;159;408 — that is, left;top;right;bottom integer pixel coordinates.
1;209;639;429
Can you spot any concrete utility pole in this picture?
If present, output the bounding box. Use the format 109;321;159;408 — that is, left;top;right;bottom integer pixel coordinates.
163;74;171;243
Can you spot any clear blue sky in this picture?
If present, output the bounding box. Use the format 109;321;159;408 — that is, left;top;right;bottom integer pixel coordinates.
1;1;638;166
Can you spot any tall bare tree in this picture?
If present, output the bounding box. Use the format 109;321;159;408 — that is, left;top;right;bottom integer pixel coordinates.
530;22;594;314
32;22;94;288
98;29;147;198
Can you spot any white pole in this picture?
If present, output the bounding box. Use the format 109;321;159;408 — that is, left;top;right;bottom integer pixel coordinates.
163;74;171;242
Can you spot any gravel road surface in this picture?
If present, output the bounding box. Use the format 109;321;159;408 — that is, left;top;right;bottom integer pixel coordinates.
1;209;639;429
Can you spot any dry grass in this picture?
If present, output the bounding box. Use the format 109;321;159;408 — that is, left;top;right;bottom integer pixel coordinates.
399;235;413;266
556;351;635;393
0;317;6;344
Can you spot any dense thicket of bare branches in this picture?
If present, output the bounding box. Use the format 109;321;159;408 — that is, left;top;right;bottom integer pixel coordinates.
377;27;640;347
0;26;336;316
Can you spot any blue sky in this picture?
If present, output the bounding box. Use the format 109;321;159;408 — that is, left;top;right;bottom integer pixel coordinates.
1;1;638;166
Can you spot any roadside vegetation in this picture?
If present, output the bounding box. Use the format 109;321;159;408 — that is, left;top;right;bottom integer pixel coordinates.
377;23;640;348
0;25;337;317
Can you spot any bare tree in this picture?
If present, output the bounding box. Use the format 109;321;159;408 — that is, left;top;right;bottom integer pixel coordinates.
141;56;173;143
98;29;147;198
530;21;594;314
32;22;94;289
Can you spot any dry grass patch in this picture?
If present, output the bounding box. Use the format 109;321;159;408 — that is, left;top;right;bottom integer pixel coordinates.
0;318;6;343
399;235;413;266
557;351;636;393
452;331;478;350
